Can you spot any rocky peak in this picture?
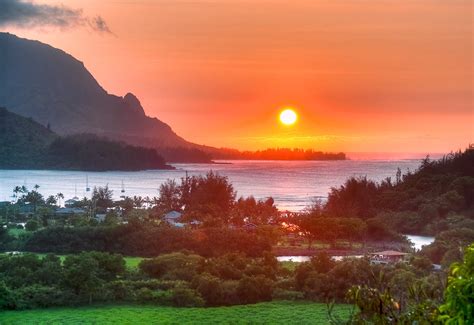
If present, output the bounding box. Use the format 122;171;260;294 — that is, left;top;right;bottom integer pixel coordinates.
124;92;145;116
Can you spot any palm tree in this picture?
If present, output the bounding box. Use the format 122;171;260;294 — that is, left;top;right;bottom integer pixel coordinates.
56;193;64;206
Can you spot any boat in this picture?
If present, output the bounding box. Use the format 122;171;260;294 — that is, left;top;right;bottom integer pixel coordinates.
86;175;90;192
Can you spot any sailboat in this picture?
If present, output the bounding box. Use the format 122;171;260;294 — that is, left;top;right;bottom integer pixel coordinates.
86;175;90;192
120;180;126;199
72;184;79;200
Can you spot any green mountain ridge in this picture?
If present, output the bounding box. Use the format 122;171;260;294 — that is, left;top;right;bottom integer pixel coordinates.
0;108;172;171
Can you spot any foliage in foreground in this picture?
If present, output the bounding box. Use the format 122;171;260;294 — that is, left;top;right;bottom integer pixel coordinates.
0;301;352;324
438;243;474;324
327;244;474;324
0;249;447;313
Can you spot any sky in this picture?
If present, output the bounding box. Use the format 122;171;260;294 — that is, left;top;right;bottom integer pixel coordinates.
0;0;472;155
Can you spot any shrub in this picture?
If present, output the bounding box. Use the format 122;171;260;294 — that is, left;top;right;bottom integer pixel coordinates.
272;288;304;301
25;220;39;232
139;252;203;281
439;244;474;324
237;275;273;304
0;281;16;310
15;285;67;309
171;286;204;307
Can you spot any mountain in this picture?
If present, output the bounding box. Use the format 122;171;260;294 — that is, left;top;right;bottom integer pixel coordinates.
0;108;172;171
0;32;210;161
0;107;56;168
0;32;345;162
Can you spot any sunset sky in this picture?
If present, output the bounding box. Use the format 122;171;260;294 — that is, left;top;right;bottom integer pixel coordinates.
1;0;472;155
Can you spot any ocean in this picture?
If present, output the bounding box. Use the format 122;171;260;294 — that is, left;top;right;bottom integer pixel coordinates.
0;159;422;211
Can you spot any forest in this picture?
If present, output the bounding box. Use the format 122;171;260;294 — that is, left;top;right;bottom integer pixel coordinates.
0;107;171;171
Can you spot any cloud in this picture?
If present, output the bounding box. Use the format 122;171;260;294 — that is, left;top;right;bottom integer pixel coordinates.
0;0;111;33
89;16;111;34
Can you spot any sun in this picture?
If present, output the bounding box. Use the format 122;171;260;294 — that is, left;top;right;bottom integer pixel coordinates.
279;108;298;125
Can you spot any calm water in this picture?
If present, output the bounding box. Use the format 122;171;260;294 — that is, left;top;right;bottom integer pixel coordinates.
405;234;435;251
276;235;435;262
0;159;421;211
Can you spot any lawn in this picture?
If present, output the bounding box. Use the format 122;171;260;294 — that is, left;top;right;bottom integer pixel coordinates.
0;301;352;324
0;253;144;269
7;228;26;238
123;256;144;269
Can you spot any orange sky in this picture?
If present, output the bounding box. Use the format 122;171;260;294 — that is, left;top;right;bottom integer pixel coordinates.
1;0;473;154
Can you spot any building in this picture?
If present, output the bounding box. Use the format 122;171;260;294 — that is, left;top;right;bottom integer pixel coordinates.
95;213;107;222
54;207;87;217
64;197;80;208
163;210;185;228
370;250;409;264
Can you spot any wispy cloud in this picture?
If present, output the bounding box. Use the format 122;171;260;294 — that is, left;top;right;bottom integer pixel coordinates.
0;0;111;33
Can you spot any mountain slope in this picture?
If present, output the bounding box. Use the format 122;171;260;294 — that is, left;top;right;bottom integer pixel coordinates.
0;107;57;168
0;32;193;150
0;108;171;171
0;32;346;162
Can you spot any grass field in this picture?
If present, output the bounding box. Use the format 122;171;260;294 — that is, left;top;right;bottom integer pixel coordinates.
7;228;26;238
0;253;144;270
1;253;298;271
0;301;352;324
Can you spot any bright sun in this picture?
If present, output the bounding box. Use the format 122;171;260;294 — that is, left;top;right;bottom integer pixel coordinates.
279;108;298;125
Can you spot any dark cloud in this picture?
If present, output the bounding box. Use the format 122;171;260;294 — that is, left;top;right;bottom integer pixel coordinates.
89;16;111;34
0;0;111;33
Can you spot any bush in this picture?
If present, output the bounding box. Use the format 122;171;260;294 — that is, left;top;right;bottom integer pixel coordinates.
272;288;304;301
15;285;68;309
25;220;39;232
171;286;204;307
139;252;203;281
0;281;16;310
192;273;223;306
439;244;474;324
237;275;273;304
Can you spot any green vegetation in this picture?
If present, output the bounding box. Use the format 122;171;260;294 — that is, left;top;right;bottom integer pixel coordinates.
123;257;144;269
438;243;474;324
0;250;445;312
0;301;351;324
322;150;473;236
0;107;171;171
7;228;26;238
0;151;472;323
211;147;346;160
3;254;143;269
0;107;56;169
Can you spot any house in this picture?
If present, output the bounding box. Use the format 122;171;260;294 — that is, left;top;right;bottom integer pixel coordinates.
65;197;80;208
370;250;409;264
95;213;107;222
163;210;185;228
54;207;87;216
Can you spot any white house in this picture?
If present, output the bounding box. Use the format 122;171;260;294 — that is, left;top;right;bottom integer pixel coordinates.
163;211;185;228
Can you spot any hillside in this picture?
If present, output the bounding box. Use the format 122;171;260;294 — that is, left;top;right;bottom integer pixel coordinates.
0;108;171;171
0;32;211;159
319;149;474;240
0;33;345;163
0;107;57;168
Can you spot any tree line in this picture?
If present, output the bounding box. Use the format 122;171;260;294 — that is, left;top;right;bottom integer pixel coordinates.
0;246;472;323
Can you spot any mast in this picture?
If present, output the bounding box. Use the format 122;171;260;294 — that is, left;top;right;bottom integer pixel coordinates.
86;175;90;192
